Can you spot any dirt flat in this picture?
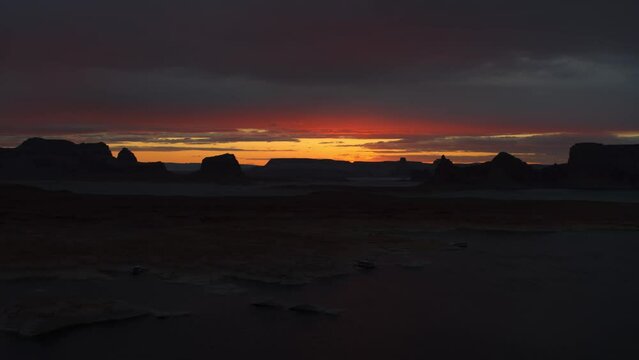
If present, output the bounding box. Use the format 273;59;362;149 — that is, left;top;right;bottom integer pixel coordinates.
1;184;639;359
1;184;638;273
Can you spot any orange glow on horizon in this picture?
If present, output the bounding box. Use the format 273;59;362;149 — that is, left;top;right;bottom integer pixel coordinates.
109;137;402;165
7;109;591;164
108;137;537;165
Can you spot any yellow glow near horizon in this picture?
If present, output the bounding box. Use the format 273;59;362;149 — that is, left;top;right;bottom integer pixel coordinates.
109;138;402;165
442;132;564;140
614;131;639;138
108;137;527;165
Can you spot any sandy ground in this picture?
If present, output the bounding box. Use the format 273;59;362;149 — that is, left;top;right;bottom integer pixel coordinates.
6;179;639;203
424;188;639;203
1;179;420;197
1;184;638;359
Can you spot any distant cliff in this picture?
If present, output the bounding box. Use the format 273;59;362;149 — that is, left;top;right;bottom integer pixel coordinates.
423;144;639;189
250;158;428;180
564;143;639;187
1;138;637;189
427;152;536;188
194;153;245;182
0;138;170;180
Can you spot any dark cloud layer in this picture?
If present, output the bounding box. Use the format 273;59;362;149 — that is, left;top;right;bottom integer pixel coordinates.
0;0;638;146
3;1;638;74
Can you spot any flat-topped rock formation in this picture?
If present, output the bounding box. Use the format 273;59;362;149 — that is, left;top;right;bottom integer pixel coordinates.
250;158;428;180
264;158;352;172
562;143;639;187
568;143;639;169
351;158;428;178
195;153;244;181
16;137;113;162
253;158;354;180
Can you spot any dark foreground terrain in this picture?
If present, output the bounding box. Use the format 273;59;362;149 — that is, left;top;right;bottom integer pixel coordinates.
1;184;639;359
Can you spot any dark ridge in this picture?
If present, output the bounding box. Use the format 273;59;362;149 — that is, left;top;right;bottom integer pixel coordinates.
428;152;535;189
0;138;171;181
1;138;638;188
251;158;428;180
561;143;639;188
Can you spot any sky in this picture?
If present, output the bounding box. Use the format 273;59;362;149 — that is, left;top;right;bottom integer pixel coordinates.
1;0;638;164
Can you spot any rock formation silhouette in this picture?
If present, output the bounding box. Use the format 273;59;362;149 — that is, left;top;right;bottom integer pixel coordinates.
251;158;428;180
428;153;535;188
1;138;637;188
483;152;535;184
0;138;170;180
431;155;456;183
565;143;639;187
117;148;138;164
195;153;244;181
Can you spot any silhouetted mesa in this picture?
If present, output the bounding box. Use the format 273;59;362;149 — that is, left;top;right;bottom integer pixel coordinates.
351;159;427;178
195;153;244;181
250;158;429;180
428;152;535;188
0;138;171;180
565;143;639;188
254;159;351;180
1;137;638;189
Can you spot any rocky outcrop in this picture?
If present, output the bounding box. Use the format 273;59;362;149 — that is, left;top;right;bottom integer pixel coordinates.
431;155;456;183
251;158;429;180
116;148;138;164
0;148;11;169
425;144;639;189
0;138;114;179
485;152;535;184
16;138;113;163
15;137;113;172
569;143;639;171
0;138;170;180
564;143;639;187
428;153;535;188
351;158;427;178
568;143;639;168
128;161;170;178
196;153;244;180
251;159;353;180
2;137;637;188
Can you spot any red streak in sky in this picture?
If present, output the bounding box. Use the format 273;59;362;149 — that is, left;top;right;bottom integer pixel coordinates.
2;107;560;138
